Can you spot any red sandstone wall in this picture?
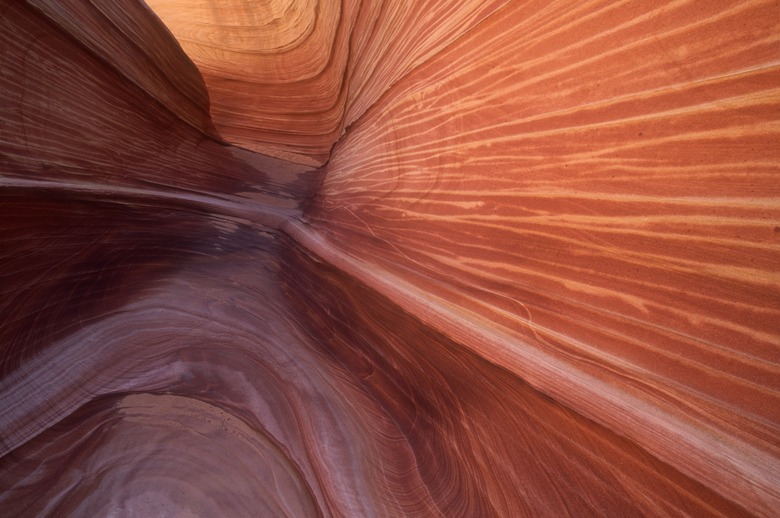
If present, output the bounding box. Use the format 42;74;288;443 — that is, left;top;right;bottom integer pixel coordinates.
1;0;778;516
302;2;780;512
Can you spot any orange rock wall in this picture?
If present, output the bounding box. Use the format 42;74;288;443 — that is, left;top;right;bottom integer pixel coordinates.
304;1;780;512
1;0;778;516
145;0;511;165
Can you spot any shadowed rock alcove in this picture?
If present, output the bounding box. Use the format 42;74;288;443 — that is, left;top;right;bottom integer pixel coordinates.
1;1;778;516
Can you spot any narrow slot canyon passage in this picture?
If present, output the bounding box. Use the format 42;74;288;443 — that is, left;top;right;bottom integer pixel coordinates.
1;1;779;516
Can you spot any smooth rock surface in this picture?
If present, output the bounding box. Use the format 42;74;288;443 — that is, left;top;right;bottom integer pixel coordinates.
1;0;778;516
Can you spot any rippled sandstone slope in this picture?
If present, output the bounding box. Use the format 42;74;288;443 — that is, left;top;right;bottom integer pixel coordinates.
1;0;778;516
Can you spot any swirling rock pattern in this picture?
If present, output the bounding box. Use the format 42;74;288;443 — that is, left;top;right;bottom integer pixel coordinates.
1;0;778;516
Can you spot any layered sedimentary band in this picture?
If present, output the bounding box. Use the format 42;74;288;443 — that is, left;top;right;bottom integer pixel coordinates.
1;0;778;516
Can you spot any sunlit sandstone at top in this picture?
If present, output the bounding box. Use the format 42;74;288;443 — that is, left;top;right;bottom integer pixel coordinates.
0;0;778;516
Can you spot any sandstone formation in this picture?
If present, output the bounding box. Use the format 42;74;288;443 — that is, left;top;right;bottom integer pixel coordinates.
1;1;778;516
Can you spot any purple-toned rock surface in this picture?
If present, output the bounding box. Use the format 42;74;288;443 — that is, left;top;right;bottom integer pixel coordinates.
1;1;778;516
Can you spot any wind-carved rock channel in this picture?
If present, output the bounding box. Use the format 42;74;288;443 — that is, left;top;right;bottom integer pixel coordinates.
1;1;778;516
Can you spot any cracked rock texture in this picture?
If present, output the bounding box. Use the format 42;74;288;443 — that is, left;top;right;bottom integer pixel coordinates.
1;1;778;516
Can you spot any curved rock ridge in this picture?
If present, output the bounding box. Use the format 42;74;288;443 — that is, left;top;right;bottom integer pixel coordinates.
144;0;511;165
1;0;778;517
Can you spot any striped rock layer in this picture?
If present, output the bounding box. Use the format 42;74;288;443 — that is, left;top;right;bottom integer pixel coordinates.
1;0;778;516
